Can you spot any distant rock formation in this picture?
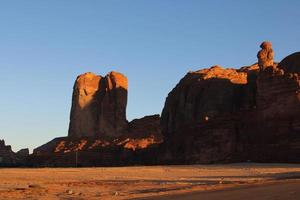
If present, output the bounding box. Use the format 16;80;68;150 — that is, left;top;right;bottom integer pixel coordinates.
68;71;128;138
161;42;300;164
0;140;29;166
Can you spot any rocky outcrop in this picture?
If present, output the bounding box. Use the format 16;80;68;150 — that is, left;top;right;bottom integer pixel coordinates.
68;71;128;138
0;140;29;166
161;44;300;164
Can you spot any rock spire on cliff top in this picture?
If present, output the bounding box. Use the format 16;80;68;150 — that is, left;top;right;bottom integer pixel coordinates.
257;41;274;71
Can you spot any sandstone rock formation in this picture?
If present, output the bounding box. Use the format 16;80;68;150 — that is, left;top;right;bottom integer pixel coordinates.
257;41;274;71
161;44;300;164
32;42;300;166
68;71;128;138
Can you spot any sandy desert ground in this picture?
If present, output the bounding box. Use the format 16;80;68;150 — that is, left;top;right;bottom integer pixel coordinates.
0;163;300;200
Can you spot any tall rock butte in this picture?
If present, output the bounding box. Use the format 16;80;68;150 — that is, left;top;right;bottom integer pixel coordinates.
68;71;128;138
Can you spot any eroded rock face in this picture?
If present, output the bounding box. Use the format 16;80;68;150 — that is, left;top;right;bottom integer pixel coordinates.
68;71;128;138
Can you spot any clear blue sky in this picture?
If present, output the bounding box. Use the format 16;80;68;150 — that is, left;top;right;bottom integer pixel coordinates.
0;0;299;152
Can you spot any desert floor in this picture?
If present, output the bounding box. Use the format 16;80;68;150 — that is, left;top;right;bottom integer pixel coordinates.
0;163;300;200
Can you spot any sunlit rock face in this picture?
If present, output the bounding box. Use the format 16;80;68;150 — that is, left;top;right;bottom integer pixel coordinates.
68;71;128;138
